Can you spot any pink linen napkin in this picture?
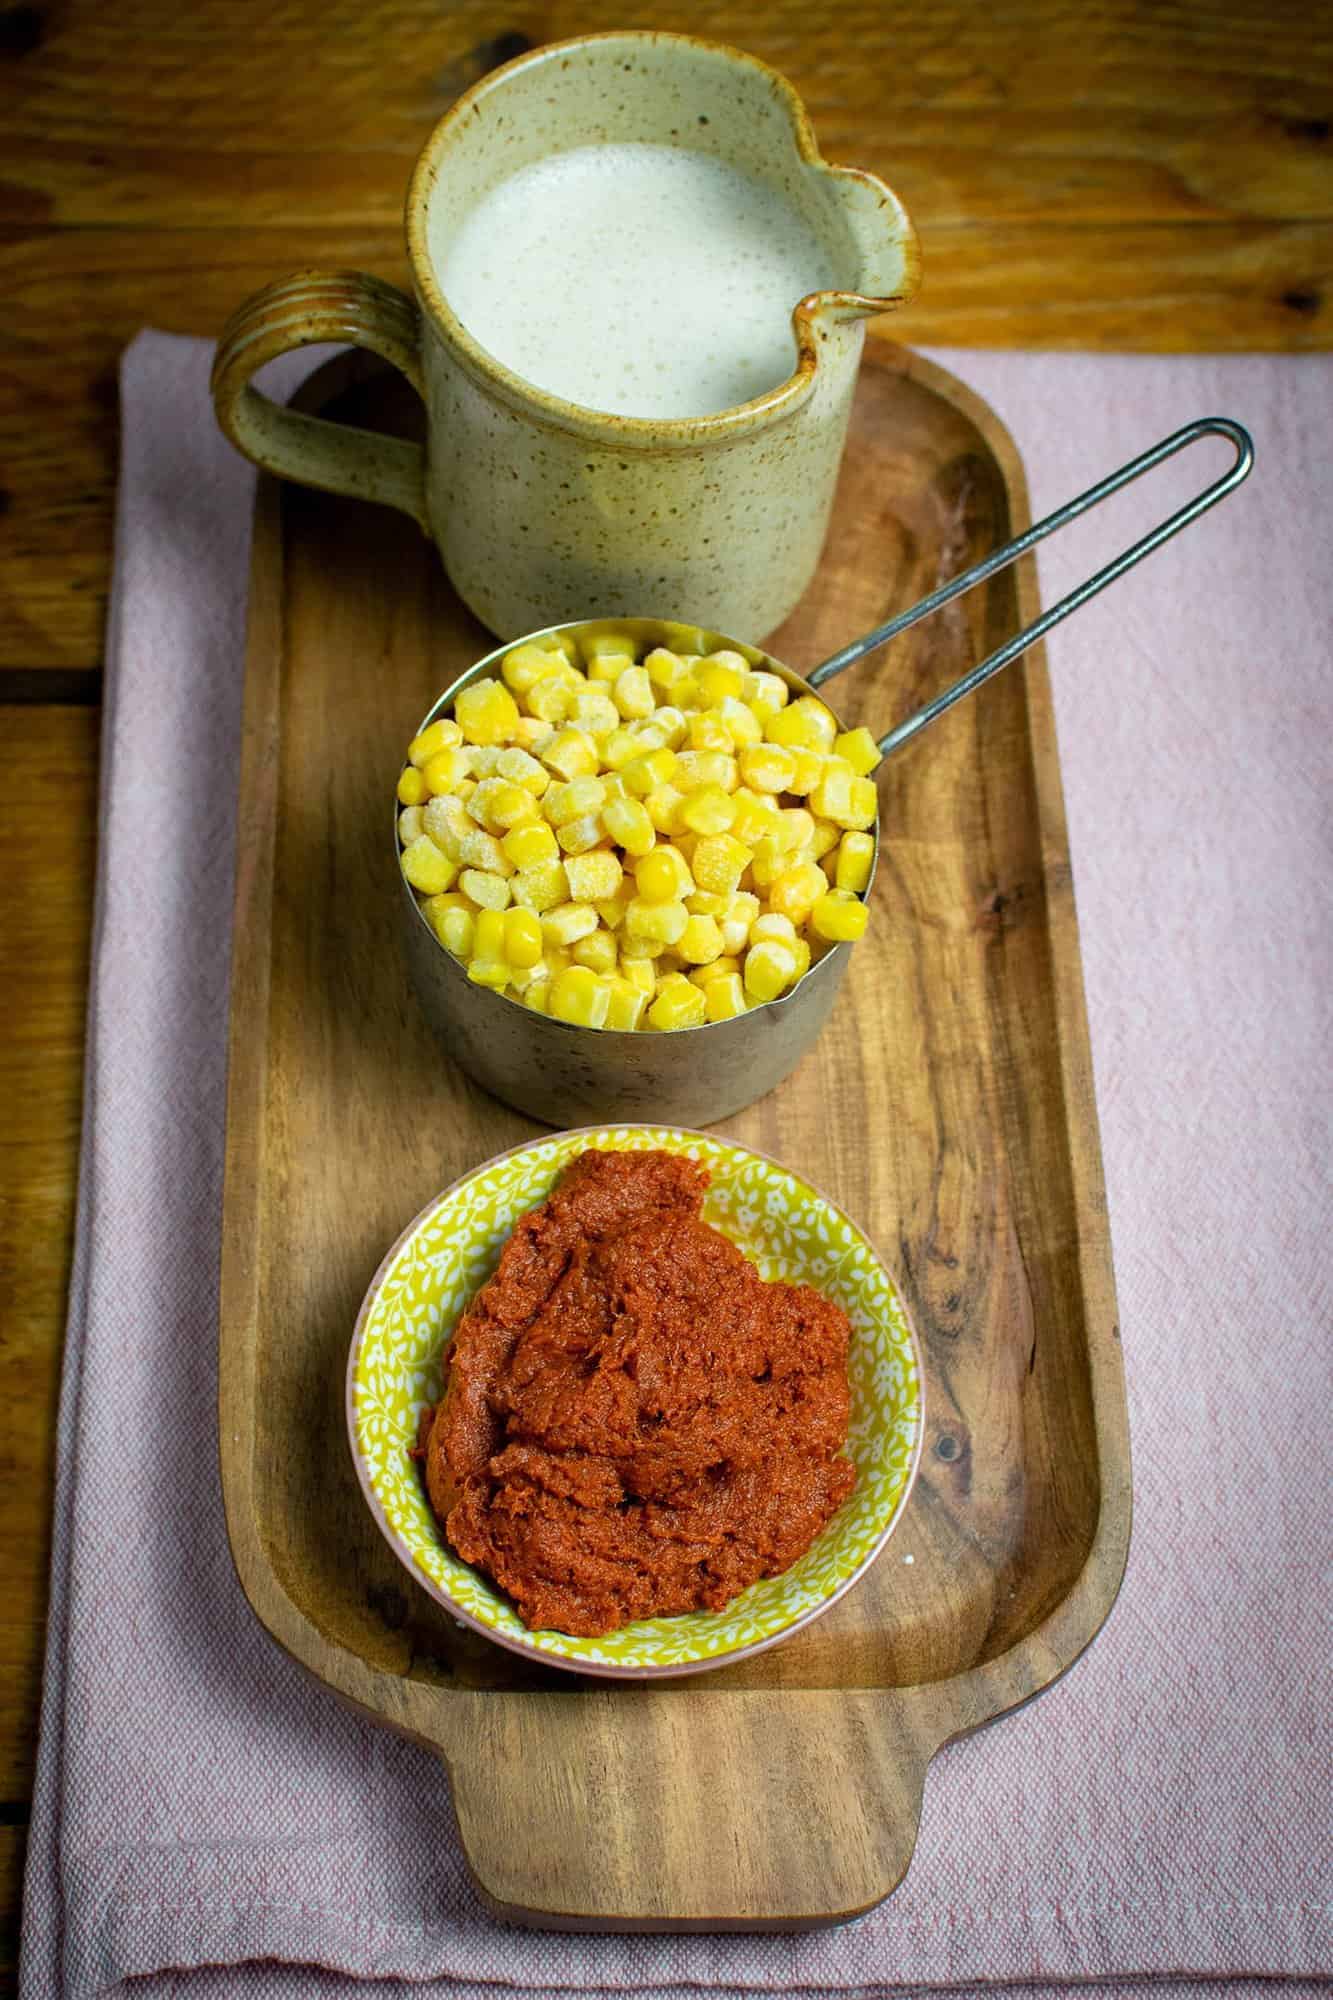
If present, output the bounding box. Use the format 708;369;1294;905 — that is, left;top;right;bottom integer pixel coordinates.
19;332;1332;1999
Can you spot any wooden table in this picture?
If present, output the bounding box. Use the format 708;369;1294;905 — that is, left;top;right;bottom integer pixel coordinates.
1;0;1328;1980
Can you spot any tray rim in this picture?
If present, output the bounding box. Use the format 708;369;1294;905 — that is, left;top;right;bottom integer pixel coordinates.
217;338;1131;1928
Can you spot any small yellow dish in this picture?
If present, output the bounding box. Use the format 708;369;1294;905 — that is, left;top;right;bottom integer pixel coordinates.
347;1125;924;1679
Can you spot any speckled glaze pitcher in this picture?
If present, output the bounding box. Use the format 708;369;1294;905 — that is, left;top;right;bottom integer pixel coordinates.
211;32;920;642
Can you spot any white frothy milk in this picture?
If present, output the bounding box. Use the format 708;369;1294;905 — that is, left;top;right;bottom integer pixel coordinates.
435;143;841;419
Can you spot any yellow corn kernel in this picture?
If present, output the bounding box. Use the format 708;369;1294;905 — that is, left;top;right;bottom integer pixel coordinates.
422;794;470;859
748;834;787;889
421;747;471;796
397;765;427;807
525;676;573;725
678;784;737;837
546;775;607;827
811;890;869;942
644;646;694;694
635;845;693;903
688;711;732;754
460;868;511;912
457;827;513;876
508;954;547;993
580;627;639;664
543;943;572;978
622;747;677;796
716;696;764;749
809;816;842;862
466;958;510;990
401;835;456;896
790;938;812;982
541;901;599;948
625;896;689;945
765;695;838;752
644;784;686;836
513;716;555;753
677;914;724;965
744;938;798;1003
502;906;544;968
511;860;568;913
523;979;551;1015
786;747;825;796
548;964;611;1028
689;953;741;987
472;908;506;961
540;728;597;782
496;746;551;797
695;658;745;706
586;652;627;684
572;689;621;738
768;859;829;925
649;704;690;749
620;956;657;995
685;889;730;917
595;884;632;930
572;928;618;975
704;971;747;1022
745;670;789;717
398;805;425;845
738;743;796;795
564;849;624;903
465;745;504;778
835;830;875;894
750;911;799;948
501;642;565;695
601;794;654;857
556;814;605;855
431;903;474;958
455;677;519;746
674;751;737;795
489;780;540;831
601;727;642;771
601;976;648;1031
811;760;878;831
776;807;816;853
834;727;881;776
502;819;559;871
611;665;655;719
620;931;664;960
646;975;707;1032
408;717;463;767
728;792;779;847
721;891;760;955
691;832;751;897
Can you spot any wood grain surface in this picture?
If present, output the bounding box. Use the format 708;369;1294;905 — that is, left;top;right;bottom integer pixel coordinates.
0;0;1329;1974
218;345;1127;1926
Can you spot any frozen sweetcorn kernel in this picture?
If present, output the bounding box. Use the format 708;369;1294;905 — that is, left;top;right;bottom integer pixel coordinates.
834;727;881;776
398;627;875;1028
811;890;869;942
549;965;611;1028
455;677;520;746
647;974;707;1032
835;831;875;894
401;835;457;896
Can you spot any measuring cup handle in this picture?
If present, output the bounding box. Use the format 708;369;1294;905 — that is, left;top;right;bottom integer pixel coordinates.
211;270;431;534
807;417;1254;759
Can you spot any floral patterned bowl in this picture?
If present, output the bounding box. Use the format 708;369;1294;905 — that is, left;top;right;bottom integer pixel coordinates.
346;1125;924;1680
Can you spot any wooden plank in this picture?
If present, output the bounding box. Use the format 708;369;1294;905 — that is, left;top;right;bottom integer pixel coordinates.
0;0;1328;230
0;707;99;1977
1;208;1329;674
216;346;1128;1926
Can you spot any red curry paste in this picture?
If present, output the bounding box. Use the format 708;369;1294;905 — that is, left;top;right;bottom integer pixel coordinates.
414;1148;855;1635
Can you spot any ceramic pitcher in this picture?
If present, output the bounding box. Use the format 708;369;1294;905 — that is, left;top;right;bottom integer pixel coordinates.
211;32;921;642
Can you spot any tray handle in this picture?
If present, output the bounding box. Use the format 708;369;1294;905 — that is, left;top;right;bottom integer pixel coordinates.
211;270;430;533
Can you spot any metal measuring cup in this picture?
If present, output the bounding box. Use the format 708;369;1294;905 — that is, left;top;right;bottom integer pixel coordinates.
400;419;1252;1128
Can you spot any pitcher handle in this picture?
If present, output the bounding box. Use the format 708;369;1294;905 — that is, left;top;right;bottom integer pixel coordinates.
211;270;431;533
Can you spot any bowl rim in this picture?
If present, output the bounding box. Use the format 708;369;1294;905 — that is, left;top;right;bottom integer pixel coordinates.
345;1123;925;1681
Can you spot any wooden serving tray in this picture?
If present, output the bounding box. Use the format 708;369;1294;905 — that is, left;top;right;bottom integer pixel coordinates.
220;342;1130;1931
